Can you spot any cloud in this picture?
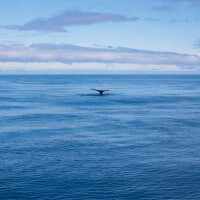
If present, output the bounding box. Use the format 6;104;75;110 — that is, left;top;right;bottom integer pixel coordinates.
194;38;200;48
179;0;200;5
145;18;161;22
166;0;200;6
2;11;139;32
153;5;174;11
170;18;179;23
0;43;199;68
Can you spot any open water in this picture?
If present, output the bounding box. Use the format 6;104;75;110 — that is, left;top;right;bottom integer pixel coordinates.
0;75;200;200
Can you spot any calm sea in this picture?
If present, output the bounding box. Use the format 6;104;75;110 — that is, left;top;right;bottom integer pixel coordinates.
0;75;200;200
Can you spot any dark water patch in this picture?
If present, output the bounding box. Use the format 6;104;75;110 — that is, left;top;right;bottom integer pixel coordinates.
79;93;115;97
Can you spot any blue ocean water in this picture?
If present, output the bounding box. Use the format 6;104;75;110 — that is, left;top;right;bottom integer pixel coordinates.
0;75;200;200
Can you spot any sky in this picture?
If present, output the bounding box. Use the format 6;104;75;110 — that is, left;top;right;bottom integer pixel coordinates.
0;0;200;74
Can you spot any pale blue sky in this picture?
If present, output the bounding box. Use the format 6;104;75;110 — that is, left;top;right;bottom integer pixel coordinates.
0;0;200;73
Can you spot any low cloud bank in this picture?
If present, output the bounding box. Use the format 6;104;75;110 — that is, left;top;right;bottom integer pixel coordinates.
0;43;199;67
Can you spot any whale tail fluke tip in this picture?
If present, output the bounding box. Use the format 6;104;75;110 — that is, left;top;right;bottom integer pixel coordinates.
91;89;109;95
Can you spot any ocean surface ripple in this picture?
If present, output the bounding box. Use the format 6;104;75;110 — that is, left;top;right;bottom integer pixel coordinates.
0;75;200;200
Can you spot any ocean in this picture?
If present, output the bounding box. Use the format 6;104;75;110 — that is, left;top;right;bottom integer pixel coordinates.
0;75;200;200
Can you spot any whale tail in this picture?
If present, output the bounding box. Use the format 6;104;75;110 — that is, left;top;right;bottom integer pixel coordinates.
91;89;109;95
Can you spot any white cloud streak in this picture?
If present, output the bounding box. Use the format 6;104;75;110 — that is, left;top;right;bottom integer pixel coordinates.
0;43;199;68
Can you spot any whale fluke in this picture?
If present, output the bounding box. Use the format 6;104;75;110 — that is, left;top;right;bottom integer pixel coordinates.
91;89;109;95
